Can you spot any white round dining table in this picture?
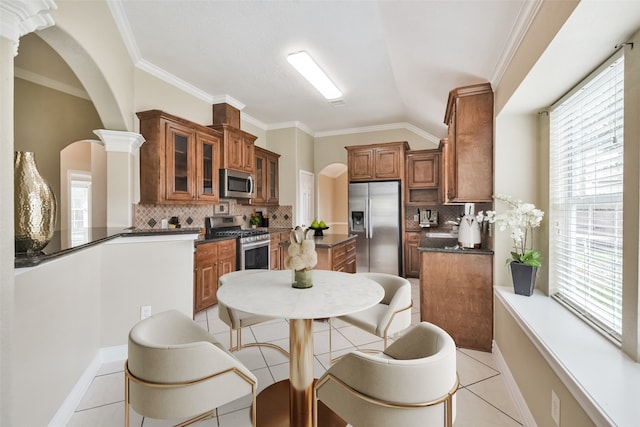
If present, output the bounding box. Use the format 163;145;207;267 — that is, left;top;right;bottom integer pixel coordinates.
217;269;384;427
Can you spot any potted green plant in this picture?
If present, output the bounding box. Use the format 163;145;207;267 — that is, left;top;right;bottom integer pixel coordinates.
250;213;261;228
485;195;544;296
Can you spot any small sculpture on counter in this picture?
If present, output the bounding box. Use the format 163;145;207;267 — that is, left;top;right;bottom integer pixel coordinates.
284;226;317;288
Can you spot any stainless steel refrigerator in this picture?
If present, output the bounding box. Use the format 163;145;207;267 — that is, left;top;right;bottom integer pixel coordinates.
348;181;401;275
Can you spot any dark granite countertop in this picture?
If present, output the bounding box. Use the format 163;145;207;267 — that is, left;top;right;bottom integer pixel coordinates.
15;227;201;268
418;234;493;255
280;233;356;248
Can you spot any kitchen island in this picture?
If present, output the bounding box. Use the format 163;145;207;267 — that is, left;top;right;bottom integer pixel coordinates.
281;233;357;273
419;234;494;351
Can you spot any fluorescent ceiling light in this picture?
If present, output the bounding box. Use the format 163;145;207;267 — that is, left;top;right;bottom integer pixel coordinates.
287;51;342;100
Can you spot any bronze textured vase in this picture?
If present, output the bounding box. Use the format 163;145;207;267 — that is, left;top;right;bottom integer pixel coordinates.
14;151;57;254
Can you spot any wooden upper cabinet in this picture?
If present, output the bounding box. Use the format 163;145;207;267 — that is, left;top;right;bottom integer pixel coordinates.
346;141;408;182
443;83;494;203
138;110;222;205
405;148;441;205
253;146;280;206
209;124;257;175
407;150;439;188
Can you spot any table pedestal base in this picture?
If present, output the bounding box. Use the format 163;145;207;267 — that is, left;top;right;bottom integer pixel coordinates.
256;380;347;427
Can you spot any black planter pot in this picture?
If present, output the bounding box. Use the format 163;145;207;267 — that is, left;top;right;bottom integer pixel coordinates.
510;262;538;296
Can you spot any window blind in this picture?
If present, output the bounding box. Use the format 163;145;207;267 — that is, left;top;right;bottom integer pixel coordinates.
549;52;624;341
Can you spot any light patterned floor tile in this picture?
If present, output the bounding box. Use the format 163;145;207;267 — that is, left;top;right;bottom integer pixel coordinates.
457;349;500;387
467;374;522;423
76;371;122;411
453;389;522;426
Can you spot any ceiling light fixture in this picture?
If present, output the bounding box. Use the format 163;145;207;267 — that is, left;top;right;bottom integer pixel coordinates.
287;51;342;100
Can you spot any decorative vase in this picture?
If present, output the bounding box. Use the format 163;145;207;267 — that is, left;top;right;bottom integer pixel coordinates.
14;151;57;254
510;262;538;296
292;268;313;289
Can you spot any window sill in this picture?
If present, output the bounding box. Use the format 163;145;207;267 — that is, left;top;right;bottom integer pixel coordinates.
495;286;640;427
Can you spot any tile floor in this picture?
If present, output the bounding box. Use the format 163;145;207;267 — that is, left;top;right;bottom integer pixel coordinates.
68;279;524;426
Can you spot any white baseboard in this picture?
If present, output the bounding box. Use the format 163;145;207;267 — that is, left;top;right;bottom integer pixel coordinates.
47;345;128;427
493;341;537;427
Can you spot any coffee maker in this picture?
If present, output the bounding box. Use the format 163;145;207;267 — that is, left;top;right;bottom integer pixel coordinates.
419;209;438;228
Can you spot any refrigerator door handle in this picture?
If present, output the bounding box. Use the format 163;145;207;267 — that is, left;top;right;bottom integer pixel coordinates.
368;198;373;238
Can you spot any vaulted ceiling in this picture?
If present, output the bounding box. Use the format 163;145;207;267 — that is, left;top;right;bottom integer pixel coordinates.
18;2;640;143
112;0;536;140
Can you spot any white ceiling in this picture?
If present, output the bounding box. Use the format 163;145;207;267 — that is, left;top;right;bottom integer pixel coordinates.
112;0;536;140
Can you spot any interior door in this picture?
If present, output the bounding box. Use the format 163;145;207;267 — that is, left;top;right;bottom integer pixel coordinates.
298;170;314;228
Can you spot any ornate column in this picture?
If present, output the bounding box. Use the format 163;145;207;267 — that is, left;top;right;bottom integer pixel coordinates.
0;2;57;425
93;130;145;228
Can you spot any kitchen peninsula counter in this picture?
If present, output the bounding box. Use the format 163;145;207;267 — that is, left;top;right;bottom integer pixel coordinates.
15;227;201;268
418;234;494;255
280;233;357;272
313;233;356;248
420;237;494;351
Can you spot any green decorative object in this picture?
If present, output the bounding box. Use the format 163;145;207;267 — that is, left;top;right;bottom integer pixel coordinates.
292;268;313;289
14;151;57;254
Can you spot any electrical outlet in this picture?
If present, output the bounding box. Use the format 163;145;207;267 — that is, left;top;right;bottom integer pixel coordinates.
414;214;419;221
140;305;152;320
551;390;560;426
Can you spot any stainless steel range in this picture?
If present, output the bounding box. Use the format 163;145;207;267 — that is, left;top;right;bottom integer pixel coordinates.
204;216;270;270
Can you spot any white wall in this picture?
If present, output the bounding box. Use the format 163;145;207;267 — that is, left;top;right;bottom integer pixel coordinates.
12;236;195;426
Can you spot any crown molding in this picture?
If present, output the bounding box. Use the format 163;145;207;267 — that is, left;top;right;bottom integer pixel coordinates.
15;67;90;100
267;120;315;136
106;0;141;63
1;0;56;56
241;113;267;130
315;122;440;143
489;0;543;86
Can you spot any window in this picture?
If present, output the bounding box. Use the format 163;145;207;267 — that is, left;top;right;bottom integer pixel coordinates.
549;52;624;341
69;172;92;245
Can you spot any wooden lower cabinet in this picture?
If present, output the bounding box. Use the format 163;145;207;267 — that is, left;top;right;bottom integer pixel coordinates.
194;239;236;312
420;251;493;351
404;231;421;278
316;238;356;272
270;231;290;270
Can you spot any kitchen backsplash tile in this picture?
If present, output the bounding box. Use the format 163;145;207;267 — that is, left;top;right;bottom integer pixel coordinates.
133;200;293;230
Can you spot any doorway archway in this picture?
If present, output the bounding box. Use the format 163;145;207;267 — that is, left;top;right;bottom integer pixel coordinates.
317;163;348;234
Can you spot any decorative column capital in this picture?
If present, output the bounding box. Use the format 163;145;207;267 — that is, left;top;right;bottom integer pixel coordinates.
0;0;57;56
93;129;145;155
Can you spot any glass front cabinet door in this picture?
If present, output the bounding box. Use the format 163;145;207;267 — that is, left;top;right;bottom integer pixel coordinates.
165;122;195;201
196;132;220;202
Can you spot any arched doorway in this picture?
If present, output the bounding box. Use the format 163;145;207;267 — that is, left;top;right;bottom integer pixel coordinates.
60;140;107;242
317;163;348;234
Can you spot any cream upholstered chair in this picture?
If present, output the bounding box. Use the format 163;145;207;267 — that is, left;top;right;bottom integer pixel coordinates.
332;272;412;355
315;322;458;427
218;270;288;356
125;310;257;427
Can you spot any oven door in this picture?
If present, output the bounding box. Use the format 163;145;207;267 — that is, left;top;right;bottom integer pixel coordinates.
239;239;270;270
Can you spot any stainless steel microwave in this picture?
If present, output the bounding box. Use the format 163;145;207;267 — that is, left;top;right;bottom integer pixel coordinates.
220;169;254;199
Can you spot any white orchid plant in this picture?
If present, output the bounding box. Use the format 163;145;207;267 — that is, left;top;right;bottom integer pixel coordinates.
284;226;317;272
484;195;544;267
